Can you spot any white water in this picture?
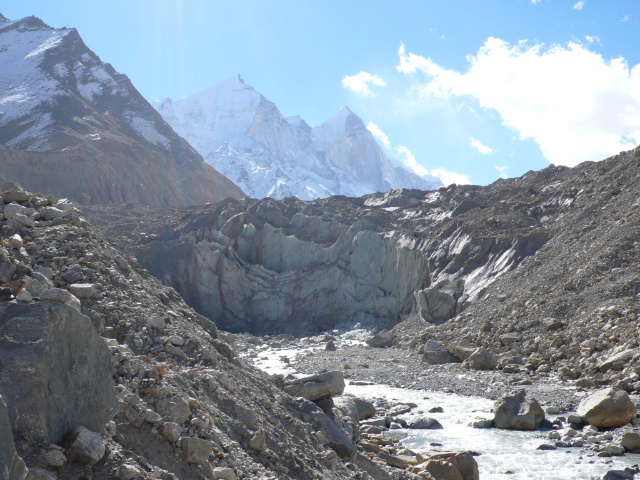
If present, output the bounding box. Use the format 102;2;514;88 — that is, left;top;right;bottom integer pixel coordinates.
346;383;638;480
242;342;639;479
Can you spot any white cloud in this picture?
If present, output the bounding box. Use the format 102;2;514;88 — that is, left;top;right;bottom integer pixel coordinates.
573;1;585;10
470;137;494;154
495;165;509;179
366;121;391;148
430;168;472;186
621;14;630;22
396;145;429;177
396;145;470;186
342;71;386;97
397;39;640;167
531;0;542;4
584;35;601;45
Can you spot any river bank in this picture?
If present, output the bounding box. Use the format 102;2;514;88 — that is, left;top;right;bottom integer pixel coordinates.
236;331;640;480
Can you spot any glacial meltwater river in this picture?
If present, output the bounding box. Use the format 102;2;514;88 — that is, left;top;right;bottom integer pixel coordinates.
243;341;639;480
345;383;638;480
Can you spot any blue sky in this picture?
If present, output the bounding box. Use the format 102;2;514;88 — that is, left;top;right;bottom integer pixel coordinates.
4;1;640;186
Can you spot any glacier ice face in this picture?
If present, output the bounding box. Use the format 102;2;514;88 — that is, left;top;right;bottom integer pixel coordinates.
153;75;443;200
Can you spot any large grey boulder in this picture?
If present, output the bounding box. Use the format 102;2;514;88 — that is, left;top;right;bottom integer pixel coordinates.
463;348;498;370
407;417;443;429
494;389;545;430
334;397;376;422
428;451;479;480
69;426;105;465
577;387;637;428
366;330;395;348
415;287;458;322
0;302;117;444
283;371;345;401
1;182;31;203
291;397;356;458
422;341;459;365
180;437;214;464
156;396;191;424
0;395;28;480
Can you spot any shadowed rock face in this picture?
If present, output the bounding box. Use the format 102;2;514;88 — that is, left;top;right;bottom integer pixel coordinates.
0;302;117;443
0;395;27;480
135;199;431;335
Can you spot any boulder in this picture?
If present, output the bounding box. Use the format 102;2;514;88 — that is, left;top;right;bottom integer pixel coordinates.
577;388;637;428
156;396;191;424
68;284;96;299
599;349;640;373
180;437;214;464
334;397;376;422
407;417;443;429
422;459;463;480
283;371;345;401
618;431;640;451
117;464;142;480
213;467;238;480
62;265;83;284
415;287;458;321
494;389;545;430
0;302;117;444
69;426;105;465
601;471;634;480
366;330;395;348
25;273;54;297
41;206;68;221
352;453;393;480
249;431;266;452
543;317;563;331
0;394;28;480
0;249;17;284
291;397;356;458
463;348;498;370
38;288;72;303
1;182;31;203
500;333;521;346
428;451;479;480
421;340;459;365
161;422;182;443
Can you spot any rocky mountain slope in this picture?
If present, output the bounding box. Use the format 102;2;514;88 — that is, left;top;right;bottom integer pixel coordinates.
86;144;640;393
0;14;243;205
153;75;442;200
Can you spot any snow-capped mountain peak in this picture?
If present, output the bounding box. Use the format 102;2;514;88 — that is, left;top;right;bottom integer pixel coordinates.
154;77;443;200
0;13;243;205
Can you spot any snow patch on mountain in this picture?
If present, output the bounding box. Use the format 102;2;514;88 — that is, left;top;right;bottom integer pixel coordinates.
0;18;72;150
0;14;174;153
154;75;443;200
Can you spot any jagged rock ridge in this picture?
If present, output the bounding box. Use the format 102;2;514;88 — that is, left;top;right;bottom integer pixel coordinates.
0;14;243;205
153;75;442;200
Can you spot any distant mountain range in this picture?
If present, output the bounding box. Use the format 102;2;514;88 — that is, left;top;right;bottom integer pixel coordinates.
0;12;442;206
0;13;242;205
153;75;443;200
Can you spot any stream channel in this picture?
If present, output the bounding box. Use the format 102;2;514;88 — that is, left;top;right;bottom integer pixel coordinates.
241;336;639;480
